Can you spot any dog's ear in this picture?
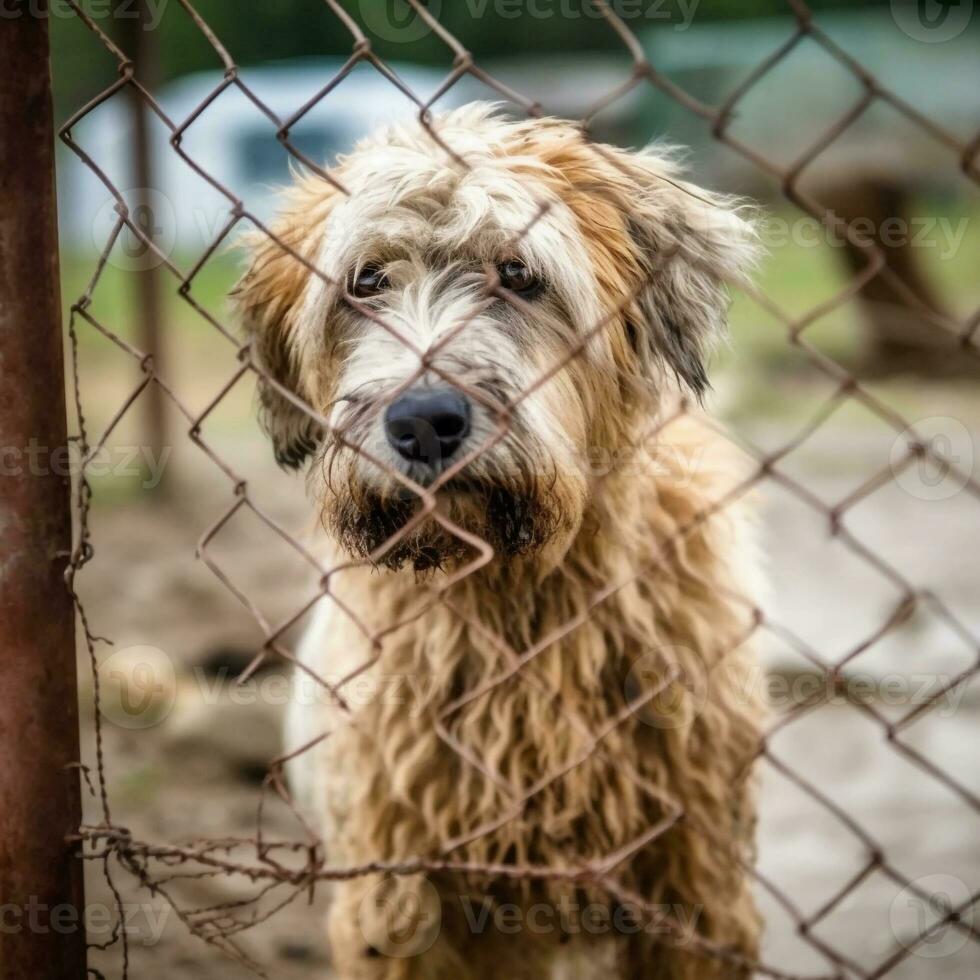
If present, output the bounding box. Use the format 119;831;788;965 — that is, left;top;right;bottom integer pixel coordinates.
612;147;759;399
231;178;339;469
562;141;758;400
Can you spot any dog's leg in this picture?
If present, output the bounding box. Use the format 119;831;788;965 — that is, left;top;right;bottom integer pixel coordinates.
616;933;755;980
328;876;578;980
327;874;476;980
616;933;697;980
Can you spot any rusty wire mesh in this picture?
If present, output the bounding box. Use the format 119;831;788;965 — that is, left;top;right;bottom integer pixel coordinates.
56;0;980;977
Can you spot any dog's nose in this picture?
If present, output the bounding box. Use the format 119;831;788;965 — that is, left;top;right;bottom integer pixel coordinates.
384;389;471;465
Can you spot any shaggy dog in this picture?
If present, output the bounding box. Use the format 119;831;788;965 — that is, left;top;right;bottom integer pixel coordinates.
233;103;764;979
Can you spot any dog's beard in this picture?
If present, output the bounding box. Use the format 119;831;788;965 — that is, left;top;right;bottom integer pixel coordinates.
325;472;565;573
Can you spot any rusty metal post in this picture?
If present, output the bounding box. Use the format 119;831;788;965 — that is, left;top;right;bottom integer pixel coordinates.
0;4;88;979
119;0;169;489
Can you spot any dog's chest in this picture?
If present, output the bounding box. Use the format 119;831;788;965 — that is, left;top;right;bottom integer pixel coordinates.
285;582;661;871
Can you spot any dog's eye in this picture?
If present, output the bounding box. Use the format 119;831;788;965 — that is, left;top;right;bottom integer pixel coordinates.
498;260;541;297
350;265;388;298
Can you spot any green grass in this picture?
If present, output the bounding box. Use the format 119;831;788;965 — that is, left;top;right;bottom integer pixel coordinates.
61;248;244;359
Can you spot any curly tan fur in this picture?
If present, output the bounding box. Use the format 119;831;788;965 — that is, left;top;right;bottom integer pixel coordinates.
232;105;765;979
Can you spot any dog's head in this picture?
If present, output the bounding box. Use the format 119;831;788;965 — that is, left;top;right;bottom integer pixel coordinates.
233;104;756;572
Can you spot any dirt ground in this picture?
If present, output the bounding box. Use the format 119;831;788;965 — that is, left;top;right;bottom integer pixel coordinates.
72;380;980;979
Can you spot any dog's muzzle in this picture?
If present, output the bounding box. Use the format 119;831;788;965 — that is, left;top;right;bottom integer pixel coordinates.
384;388;471;467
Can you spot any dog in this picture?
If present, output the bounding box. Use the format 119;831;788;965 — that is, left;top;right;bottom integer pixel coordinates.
233;103;764;979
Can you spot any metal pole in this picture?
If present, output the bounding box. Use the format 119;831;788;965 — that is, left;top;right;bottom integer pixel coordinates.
119;0;169;489
0;4;88;979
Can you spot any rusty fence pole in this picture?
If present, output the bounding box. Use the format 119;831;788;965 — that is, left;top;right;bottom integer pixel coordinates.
118;0;169;491
0;4;88;979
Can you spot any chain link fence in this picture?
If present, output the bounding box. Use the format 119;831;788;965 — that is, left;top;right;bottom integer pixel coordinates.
42;0;980;977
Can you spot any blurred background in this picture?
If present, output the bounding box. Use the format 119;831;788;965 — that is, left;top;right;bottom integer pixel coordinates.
49;0;979;977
